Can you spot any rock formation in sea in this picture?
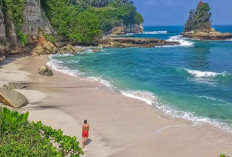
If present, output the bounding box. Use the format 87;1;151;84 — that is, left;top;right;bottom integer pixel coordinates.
182;1;232;40
99;37;180;48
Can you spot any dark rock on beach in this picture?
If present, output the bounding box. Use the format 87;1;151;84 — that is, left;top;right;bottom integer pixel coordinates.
38;65;53;76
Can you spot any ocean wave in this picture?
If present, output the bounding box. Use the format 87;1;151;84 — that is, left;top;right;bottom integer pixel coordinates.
167;35;194;46
122;33;136;36
120;90;157;105
142;31;168;35
185;69;227;78
87;76;115;90
196;95;231;106
121;90;232;132
47;54;232;132
47;55;81;77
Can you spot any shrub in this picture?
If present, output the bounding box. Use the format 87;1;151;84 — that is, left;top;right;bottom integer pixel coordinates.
0;107;83;156
42;32;56;43
16;30;27;46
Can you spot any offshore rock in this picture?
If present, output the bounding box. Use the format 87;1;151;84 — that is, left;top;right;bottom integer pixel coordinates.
0;88;29;108
182;30;232;40
99;37;180;48
38;65;53;76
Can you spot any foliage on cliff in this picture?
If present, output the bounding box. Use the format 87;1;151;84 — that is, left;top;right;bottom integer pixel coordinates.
92;0;144;33
41;0;143;44
41;0;102;44
0;107;83;156
184;1;211;32
2;0;27;46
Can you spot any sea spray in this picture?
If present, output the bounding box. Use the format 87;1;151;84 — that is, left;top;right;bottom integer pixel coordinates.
167;35;194;46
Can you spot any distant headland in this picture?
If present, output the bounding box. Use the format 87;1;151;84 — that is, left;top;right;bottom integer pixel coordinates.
182;1;232;40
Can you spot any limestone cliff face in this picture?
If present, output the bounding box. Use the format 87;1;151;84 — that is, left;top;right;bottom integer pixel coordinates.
0;8;6;43
22;0;54;35
109;23;143;35
0;0;54;55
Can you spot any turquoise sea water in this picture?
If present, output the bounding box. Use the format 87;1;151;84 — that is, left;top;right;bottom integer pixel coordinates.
48;26;232;131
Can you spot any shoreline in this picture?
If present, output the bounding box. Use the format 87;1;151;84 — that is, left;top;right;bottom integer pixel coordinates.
48;53;232;133
1;55;232;157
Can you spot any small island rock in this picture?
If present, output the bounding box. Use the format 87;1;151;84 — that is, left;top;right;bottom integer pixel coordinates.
182;1;232;40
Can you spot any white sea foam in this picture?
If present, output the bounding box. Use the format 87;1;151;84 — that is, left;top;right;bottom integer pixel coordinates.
196;95;231;106
123;33;136;36
87;76;115;90
120;90;157;105
121;90;232;132
167;35;194;46
155;101;232;132
47;54;81;77
185;69;227;78
142;31;168;35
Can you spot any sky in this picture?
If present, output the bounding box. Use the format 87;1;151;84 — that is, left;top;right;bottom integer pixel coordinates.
132;0;232;26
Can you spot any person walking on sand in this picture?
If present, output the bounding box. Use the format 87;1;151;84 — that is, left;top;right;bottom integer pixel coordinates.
82;120;89;148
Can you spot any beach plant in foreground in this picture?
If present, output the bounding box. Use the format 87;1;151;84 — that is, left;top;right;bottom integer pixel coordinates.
0;107;83;156
220;154;229;157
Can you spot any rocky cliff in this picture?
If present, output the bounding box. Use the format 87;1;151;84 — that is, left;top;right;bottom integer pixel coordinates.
22;0;54;36
0;7;6;54
109;23;143;35
0;0;54;57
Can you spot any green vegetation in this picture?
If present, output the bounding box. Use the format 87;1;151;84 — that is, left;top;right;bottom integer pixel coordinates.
0;107;83;156
184;1;211;32
42;32;56;43
2;0;27;46
69;10;102;44
86;0;144;33
220;154;229;157
41;0;143;44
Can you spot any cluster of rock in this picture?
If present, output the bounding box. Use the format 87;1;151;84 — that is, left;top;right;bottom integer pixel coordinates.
182;29;232;40
31;35;85;56
99;37;180;48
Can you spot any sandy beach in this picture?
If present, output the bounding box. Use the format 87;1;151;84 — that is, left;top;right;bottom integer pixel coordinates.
0;55;232;157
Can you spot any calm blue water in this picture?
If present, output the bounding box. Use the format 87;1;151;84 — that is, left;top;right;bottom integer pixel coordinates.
49;26;232;131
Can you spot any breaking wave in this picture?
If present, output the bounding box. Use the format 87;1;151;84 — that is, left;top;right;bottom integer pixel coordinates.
142;31;168;34
167;35;194;46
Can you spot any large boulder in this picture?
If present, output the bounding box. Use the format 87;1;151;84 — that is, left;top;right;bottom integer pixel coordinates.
0;88;29;108
38;65;53;76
